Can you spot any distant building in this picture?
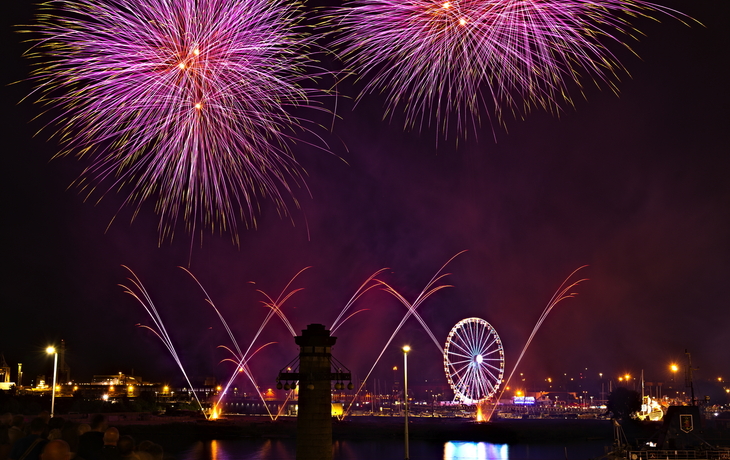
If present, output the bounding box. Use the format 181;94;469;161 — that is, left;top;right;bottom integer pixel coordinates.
0;354;15;390
91;373;144;386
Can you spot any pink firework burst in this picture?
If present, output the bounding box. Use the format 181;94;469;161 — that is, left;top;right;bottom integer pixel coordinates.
332;0;691;137
26;0;327;241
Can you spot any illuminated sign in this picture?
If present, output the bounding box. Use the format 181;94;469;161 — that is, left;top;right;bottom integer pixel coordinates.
512;396;535;405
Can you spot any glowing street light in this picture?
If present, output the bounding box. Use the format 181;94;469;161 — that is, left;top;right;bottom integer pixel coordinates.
402;345;411;460
46;346;58;417
670;364;679;393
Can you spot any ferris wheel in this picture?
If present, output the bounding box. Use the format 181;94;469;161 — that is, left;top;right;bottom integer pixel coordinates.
444;317;505;405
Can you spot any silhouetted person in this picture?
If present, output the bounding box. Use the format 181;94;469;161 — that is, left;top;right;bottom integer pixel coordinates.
7;416;24;448
75;426;89;440
9;418;47;460
135;442;162;460
46;419;64;442
1;413;12;460
40;440;70;460
116;437;134;460
99;429;119;460
1;413;13;460
58;422;79;460
76;416;106;460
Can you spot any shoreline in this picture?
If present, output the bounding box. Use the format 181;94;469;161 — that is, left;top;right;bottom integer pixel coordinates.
118;416;618;445
85;415;727;449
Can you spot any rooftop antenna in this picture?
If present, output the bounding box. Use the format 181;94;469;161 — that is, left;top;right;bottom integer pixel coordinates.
684;349;697;406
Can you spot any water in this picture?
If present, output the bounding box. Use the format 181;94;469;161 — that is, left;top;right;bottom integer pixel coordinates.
174;438;607;460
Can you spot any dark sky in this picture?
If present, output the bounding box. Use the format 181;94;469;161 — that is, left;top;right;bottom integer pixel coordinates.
2;0;728;397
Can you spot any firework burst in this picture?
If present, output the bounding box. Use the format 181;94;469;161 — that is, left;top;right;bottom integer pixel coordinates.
26;0;327;241
332;0;690;137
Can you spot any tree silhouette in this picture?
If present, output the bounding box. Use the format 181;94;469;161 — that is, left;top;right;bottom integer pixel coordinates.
606;387;642;421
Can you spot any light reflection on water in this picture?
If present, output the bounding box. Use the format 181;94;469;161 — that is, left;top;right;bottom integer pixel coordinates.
175;439;602;460
444;441;509;459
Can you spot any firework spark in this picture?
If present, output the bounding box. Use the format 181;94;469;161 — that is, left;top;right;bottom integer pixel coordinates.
120;266;209;418
341;252;463;418
332;0;690;137
486;265;588;420
26;0;327;240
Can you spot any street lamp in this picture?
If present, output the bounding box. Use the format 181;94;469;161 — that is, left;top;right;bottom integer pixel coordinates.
402;345;410;460
46;346;58;418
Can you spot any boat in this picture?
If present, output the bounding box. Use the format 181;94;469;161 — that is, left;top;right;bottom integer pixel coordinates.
606;406;730;460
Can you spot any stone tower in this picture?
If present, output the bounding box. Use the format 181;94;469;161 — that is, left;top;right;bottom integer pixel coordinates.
0;355;10;383
295;324;337;460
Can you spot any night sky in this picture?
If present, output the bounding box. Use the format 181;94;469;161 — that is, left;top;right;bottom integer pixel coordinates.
2;0;728;397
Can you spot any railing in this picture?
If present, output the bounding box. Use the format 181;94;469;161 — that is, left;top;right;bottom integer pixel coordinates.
625;449;730;459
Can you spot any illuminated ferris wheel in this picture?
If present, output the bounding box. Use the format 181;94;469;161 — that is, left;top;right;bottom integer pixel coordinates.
444;317;505;405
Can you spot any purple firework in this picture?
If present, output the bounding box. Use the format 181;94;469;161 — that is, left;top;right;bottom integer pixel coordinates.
27;0;326;240
333;0;691;137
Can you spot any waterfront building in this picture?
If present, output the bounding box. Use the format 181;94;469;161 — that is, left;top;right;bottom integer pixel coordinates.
0;354;14;390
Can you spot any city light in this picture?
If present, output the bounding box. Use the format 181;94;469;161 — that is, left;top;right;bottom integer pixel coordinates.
46;347;58;418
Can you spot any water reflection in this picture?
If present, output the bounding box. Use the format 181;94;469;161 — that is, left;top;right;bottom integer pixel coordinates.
175;438;602;460
210;440;218;460
444;442;509;460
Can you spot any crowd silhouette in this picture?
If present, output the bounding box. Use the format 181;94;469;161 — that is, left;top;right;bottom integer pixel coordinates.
1;413;167;460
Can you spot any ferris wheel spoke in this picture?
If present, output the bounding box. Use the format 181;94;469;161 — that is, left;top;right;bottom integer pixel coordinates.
474;323;487;350
474;374;488;397
478;336;497;356
449;358;474;367
449;342;473;355
482;347;501;357
452;361;473;378
480;361;503;374
478;369;495;388
449;350;475;361
478;365;500;383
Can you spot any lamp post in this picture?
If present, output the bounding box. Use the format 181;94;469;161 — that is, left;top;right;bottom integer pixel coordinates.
670;364;679;398
402;345;410;460
46;346;58;418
